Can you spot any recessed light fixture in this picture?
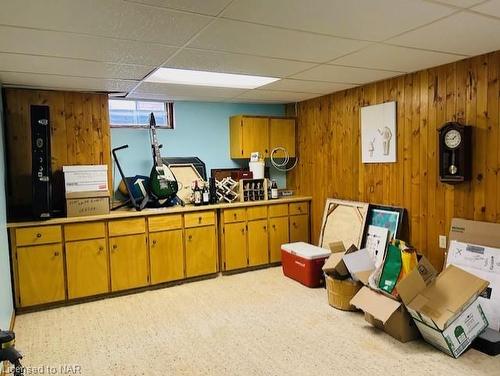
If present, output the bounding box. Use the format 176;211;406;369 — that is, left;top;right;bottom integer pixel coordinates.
145;67;279;89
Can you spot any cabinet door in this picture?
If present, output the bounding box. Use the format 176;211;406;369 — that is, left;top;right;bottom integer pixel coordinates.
247;219;269;266
109;234;148;292
66;238;109;299
17;244;65;306
149;229;184;284
269;217;289;263
223;222;247;271
289;214;310;243
242;117;269;158
270;118;295;158
185;226;217;277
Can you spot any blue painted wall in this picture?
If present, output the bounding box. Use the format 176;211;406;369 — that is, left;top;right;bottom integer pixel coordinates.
0;85;14;330
111;101;287;190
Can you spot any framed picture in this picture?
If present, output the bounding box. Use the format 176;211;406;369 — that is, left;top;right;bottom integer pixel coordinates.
318;199;369;250
361;101;397;163
361;204;406;247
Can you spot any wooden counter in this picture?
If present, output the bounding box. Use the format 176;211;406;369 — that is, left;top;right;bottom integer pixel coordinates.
8;197;311;311
7;196;311;228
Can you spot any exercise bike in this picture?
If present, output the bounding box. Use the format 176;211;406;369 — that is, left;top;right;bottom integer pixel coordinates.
0;330;24;376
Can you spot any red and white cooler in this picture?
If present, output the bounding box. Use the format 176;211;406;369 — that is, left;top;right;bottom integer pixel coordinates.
281;242;331;287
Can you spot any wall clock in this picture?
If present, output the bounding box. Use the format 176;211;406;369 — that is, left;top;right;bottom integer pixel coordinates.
438;122;472;184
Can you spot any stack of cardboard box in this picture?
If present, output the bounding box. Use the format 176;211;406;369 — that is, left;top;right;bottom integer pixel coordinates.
63;165;110;217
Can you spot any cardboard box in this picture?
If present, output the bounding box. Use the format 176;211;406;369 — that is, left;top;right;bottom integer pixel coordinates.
349;253;437;342
63;165;108;193
447;218;500;332
398;264;489;357
351;287;419;342
66;191;110;217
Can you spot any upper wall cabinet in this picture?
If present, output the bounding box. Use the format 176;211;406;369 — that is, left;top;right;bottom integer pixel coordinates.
229;115;296;159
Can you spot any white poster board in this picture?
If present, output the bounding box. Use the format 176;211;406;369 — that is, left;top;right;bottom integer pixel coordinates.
361;101;397;163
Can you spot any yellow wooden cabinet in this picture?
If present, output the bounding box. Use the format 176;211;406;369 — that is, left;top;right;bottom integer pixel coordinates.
109;234;149;291
149;229;184;284
269;118;296;158
17;243;65;306
247;219;269;266
66;238;109;299
185;226;217;278
223;222;248;271
269;216;289;263
289;214;310;243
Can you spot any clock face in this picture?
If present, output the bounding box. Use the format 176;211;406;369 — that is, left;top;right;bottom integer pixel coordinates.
444;129;462;149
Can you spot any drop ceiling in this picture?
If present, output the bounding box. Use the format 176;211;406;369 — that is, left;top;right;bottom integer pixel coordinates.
0;0;499;103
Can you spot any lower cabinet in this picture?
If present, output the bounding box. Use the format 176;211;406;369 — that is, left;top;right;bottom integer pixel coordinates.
224;222;248;271
269;216;289;263
149;229;184;284
17;243;65;307
185;226;217;277
109;234;149;292
66;238;109;299
247;219;269;266
290;214;310;243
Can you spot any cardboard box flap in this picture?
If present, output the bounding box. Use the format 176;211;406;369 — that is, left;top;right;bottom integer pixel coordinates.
397;256;438;306
322;244;357;279
66;190;110;199
350;286;402;324
450;218;500;250
407;265;489;330
322;252;345;273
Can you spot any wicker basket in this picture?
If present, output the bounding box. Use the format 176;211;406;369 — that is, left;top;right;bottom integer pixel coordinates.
326;274;362;311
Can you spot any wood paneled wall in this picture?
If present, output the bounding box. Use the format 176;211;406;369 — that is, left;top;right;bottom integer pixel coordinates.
287;50;500;270
3;88;111;218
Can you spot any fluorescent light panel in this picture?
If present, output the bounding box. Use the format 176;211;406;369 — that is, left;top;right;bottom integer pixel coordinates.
145;67;279;89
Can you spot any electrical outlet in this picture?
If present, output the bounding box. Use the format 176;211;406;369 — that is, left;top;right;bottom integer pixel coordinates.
439;235;447;249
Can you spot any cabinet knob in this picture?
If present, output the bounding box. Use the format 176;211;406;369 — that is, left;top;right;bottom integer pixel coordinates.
263;226;267;231
54;251;60;257
233;213;237;219
188;235;192;241
272;224;276;229
112;244;117;250
152;240;157;245
293;222;297;228
98;246;104;252
298;206;302;212
198;217;202;224
36;233;42;238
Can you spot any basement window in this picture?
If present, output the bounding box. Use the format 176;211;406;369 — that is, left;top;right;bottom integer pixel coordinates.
109;99;174;129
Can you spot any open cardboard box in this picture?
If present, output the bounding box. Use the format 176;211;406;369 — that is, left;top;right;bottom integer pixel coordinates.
348;249;437;343
398;264;489;357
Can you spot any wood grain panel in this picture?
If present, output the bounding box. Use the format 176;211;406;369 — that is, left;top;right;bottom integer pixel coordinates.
3;88;111;219
287;50;500;271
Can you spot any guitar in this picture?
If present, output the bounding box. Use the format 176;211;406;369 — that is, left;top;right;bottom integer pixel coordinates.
148;113;178;200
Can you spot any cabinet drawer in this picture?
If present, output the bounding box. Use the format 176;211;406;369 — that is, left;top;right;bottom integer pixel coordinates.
247;206;268;220
268;204;288;218
223;208;246;223
289;202;309;216
108;218;146;237
184;211;215;228
16;225;62;246
148;214;183;232
64;222;106;241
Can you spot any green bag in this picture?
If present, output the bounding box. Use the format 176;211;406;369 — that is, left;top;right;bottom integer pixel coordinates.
378;242;402;294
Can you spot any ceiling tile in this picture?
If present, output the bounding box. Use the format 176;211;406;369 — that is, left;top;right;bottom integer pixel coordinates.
235;89;320;103
0;53;152;80
188;19;368;63
331;44;466;72
133;82;246;98
125;0;232;16
0;71;137;92
0;26;178;66
0;0;211;45
259;79;355;94
165;48;315;78
471;0;500;17
432;0;485;8
388;11;500;56
222;0;455;41
291;64;403;84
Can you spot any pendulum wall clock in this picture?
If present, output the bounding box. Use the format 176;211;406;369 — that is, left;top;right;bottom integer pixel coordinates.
438;122;472;184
